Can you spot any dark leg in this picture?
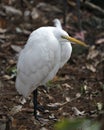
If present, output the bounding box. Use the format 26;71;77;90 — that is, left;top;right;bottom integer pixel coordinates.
33;88;45;120
33;89;38;119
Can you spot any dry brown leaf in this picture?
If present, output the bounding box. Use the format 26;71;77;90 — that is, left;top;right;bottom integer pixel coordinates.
46;94;54;100
87;46;99;60
95;38;104;44
62;83;73;89
31;8;40;20
8;59;16;65
40;127;48;130
10;105;22;115
12;118;18;128
72;107;85;116
3;5;22;16
18;97;26;105
3;0;12;5
11;45;22;53
36;2;61;12
49;113;56;119
3;75;12;80
65;97;71;102
1;42;11;48
18;125;27;130
86;64;96;72
0;28;7;33
67;0;76;6
47;102;62;108
51;76;60;82
47;101;69;108
97;102;103;111
76;93;81;98
0;18;6;28
74;31;86;41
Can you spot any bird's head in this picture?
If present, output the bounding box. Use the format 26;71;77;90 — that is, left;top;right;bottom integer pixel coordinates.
61;35;88;47
54;19;88;47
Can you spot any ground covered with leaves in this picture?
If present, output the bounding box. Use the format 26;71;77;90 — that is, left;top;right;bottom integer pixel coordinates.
0;0;104;130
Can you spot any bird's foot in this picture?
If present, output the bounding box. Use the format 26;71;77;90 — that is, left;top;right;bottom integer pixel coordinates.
34;104;46;120
37;104;45;112
35;114;50;123
39;85;49;93
34;113;43;121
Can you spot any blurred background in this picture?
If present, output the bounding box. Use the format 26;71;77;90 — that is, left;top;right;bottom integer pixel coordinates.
0;0;104;130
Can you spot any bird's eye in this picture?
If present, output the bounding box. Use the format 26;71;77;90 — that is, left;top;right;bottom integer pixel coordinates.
61;35;66;39
61;35;68;40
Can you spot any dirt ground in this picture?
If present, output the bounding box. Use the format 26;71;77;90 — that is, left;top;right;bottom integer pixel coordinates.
0;0;104;130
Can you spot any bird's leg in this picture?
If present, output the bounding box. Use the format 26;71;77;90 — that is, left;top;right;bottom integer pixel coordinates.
33;88;45;119
33;89;38;119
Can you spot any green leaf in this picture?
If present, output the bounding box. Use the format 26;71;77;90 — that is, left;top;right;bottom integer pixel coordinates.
55;118;85;130
55;118;101;130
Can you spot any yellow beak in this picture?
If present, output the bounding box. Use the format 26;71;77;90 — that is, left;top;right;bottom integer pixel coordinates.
62;35;88;47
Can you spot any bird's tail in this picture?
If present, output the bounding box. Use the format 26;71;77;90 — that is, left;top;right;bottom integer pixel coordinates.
15;76;30;98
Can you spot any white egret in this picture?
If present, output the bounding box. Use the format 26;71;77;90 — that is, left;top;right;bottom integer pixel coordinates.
16;19;87;119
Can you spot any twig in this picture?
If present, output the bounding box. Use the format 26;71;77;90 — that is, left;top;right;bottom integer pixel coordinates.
76;0;82;31
63;0;67;26
81;0;104;17
0;114;11;130
22;0;32;10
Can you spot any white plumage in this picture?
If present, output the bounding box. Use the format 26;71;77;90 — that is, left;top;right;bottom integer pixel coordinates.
16;19;87;97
